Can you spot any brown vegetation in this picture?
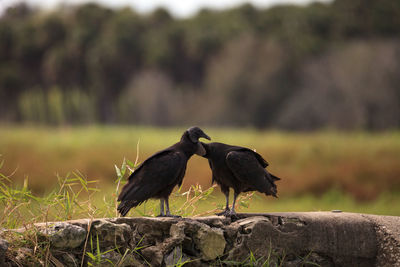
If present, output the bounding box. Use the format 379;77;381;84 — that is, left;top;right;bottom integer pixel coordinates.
1;127;399;201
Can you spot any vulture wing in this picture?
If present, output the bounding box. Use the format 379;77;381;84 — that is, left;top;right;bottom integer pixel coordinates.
237;147;269;167
208;159;217;184
117;150;186;206
226;150;278;196
126;148;175;182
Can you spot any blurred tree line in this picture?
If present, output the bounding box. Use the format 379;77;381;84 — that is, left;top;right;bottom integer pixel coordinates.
1;0;400;129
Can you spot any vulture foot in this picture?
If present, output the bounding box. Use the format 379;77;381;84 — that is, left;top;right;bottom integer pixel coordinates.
216;209;231;216
216;209;239;219
157;214;181;218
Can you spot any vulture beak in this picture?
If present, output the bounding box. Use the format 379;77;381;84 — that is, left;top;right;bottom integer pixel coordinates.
202;132;211;141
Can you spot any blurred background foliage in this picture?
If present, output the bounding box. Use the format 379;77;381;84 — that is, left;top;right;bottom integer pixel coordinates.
1;0;400;130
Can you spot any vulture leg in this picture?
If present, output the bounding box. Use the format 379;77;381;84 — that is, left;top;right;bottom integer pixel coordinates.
216;187;231;216
164;197;181;218
157;199;165;217
229;192;239;216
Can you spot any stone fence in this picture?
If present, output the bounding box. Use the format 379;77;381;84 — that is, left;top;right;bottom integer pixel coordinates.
1;212;400;266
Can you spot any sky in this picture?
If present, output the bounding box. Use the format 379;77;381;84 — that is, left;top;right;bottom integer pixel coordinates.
0;0;331;18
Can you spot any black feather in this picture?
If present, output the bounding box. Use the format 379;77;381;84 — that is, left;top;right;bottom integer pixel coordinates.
117;127;210;216
201;142;281;212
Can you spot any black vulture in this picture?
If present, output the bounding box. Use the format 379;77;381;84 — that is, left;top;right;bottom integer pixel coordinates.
201;142;281;216
117;127;211;217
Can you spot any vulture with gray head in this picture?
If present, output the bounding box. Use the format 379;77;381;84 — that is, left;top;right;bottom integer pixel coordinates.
201;142;281;216
117;127;211;217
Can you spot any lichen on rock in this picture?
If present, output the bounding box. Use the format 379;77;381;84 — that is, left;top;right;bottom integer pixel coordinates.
40;222;87;249
0;238;9;263
194;224;226;260
91;219;131;247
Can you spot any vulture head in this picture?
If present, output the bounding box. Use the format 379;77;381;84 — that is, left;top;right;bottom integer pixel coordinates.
184;126;211;156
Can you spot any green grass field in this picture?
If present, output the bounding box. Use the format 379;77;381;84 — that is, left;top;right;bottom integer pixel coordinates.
1;126;400;229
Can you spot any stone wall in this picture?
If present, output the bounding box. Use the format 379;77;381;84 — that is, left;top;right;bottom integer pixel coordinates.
1;212;400;266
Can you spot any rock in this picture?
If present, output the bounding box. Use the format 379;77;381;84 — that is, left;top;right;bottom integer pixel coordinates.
184;260;210;267
7;212;400;266
367;214;400;267
0;239;9;264
194;224;226;260
283;258;303;267
141;221;187;265
127;217;178;250
141;246;164;266
306;252;335;267
92;220;131;247
58;253;80;267
193;216;231;228
227;213;377;266
41;222;87;249
227;216;277;262
15;248;33;263
164;247;191;266
169;222;186;240
96;251;143;267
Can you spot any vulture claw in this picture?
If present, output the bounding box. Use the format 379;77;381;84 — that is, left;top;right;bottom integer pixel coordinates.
227;210;238;219
216;209;231;216
157;214;181;218
168;215;182;218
